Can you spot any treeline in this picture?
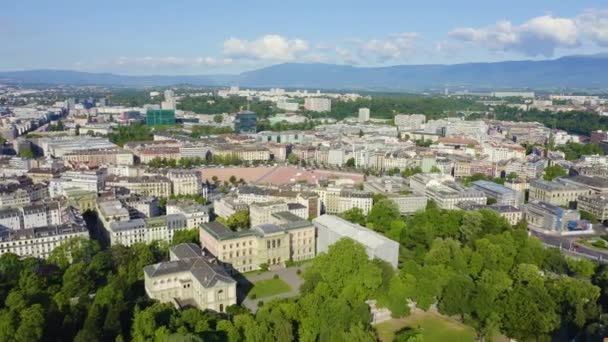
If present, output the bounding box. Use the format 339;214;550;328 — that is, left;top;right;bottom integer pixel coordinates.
108;124;153;147
306;96;486;121
178;96;277;118
256;119;318;132
493;106;608;135
190;125;234;137
147;154;244;168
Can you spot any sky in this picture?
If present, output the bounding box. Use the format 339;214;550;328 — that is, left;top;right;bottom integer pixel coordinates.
2;0;608;75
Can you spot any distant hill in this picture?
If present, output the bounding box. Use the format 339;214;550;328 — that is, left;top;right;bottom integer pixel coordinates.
2;55;608;90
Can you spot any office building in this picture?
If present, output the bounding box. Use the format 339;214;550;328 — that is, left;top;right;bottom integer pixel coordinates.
314;215;399;268
146;109;176;126
107;214;188;246
144;243;236;313
234;111;257;134
394;114;426;130
457;202;523;225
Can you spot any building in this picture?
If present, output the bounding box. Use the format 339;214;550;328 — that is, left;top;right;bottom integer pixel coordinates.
144;243;236;313
387;195;428;215
107;214;188;246
213;197;249;218
558;176;608;194
394;114;426;130
146;109;176;126
234;111;257;134
166;170;202;196
167;200;210;229
0;205;89;258
200;212;315;273
471;180;523;206
359;108;370;123
577;194;608;221
256;131;305;144
106;175;172;198
314;215;399;268
304;98;331;112
457;202;523;225
529;179;591;206
250;201;289;227
524;201;580;232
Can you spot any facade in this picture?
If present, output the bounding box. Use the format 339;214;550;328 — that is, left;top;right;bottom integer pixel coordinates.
304;98;331;112
234;111;257;134
144;243;236;313
62;148;134;166
146;109;176;126
529;179;591;206
314;215;399;268
106;175;172;198
425;184;487;210
524;201;580;232
107;214;188;246
471;180;523;206
166;200;210;229
166;170;202;196
358;108;370;123
200;212;315;273
0;201;63;230
577;194;608;221
256;131;305;144
213;197;249;218
394;114;426;130
388;195;428;215
0;205;89;258
558;176;608;194
457;202;523;225
250;201;289;227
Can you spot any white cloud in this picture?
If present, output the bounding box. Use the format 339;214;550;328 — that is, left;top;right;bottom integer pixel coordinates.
449;15;579;57
577;9;608;46
222;34;310;61
196;57;233;66
359;32;418;62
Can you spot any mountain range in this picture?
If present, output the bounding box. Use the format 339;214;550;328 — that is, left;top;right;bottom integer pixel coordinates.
2;55;608;90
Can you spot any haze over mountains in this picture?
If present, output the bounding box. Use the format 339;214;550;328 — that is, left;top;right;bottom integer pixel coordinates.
1;54;608;90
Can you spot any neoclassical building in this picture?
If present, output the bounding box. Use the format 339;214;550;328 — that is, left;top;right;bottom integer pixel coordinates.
144;243;237;313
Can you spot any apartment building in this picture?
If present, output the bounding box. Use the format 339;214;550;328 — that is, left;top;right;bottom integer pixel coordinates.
457;202;523;225
558;176;608;194
62;148;134;166
425;182;487;210
144;243;236;313
167;170;201;195
394;114;426;130
250;201;289;227
304;98;331;112
0;205;89;258
213;197;249;218
107;214;188;246
529;179;591;206
167;200;210;229
50;169;107;198
577;194;608;221
200;212;315;273
213;144;270;162
0;201;63;230
106;175;172;198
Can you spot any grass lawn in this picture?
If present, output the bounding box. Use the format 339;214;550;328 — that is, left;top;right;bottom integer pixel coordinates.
375;309;477;342
247;278;292;299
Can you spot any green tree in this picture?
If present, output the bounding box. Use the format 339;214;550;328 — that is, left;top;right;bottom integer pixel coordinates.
15;304;45;342
367;199;400;233
339;207;366;226
345;157;356;168
287;153;299;165
20;147;34;159
213;114;223;123
544;164;568;180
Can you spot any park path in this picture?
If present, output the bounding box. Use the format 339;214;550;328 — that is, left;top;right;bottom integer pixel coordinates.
239;264;309;312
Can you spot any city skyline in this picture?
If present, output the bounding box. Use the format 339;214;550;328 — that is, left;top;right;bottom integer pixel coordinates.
2;0;608;74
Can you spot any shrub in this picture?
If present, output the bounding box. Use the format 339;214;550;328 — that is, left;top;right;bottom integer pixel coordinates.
273;274;279;280
257;300;264;307
249;293;257;300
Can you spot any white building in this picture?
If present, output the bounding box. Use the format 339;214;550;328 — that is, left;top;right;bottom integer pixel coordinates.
144;243;237;313
394;114;426;130
314;215;399;268
304;98;331;112
359;108;370;123
107;214;188;246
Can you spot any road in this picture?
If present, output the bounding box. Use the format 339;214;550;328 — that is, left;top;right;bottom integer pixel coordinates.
529;225;608;263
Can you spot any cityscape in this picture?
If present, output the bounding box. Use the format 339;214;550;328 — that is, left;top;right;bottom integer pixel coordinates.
3;1;608;341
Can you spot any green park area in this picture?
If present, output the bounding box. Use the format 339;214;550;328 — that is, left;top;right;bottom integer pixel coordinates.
375;310;477;342
247;277;292;299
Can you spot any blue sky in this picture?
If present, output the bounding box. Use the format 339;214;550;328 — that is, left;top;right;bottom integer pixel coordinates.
2;0;608;74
